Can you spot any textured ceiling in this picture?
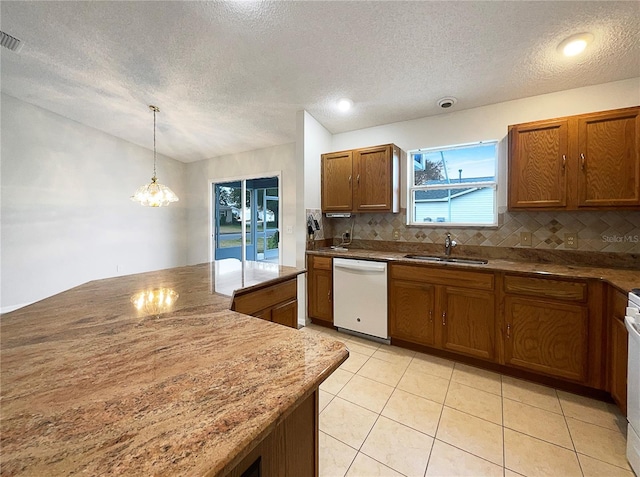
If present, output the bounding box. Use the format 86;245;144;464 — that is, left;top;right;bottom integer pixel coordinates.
1;1;639;163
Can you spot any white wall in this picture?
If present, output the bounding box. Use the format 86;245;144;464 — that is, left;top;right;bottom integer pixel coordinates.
302;111;333;210
297;111;333;324
331;77;640;212
1;94;187;312
185;143;298;267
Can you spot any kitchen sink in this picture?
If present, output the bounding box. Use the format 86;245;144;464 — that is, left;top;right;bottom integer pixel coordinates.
404;254;488;265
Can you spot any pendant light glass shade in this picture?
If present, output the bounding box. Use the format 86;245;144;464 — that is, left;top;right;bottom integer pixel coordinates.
131;105;179;207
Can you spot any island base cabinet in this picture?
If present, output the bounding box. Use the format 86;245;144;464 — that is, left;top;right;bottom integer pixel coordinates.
232;278;298;328
503;296;588;383
227;391;318;477
441;287;495;360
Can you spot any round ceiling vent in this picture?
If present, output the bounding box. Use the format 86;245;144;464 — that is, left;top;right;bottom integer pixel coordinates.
437;97;457;109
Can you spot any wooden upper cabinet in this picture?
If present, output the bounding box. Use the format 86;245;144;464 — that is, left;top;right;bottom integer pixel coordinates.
508;106;640;210
508;120;569;208
321;144;400;214
321;150;353;212
577;108;640;207
353;145;400;212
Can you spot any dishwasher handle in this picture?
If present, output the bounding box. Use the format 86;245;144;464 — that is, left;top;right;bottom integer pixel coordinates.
334;259;386;273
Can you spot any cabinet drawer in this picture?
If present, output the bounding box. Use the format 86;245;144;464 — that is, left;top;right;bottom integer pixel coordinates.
391;264;494;290
504;275;586;302
233;279;297;315
312;256;332;271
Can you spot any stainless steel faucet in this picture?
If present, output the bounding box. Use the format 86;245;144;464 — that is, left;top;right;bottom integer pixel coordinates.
444;233;457;256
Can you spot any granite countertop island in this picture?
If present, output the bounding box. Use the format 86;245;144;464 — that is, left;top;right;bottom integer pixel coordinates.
1;260;348;476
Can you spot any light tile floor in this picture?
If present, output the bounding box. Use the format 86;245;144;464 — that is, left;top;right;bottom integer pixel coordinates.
301;324;634;477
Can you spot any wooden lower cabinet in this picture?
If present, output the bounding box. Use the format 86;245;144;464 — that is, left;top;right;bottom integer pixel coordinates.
389;279;436;346
232;278;298;328
608;287;629;414
227;390;318;476
389;264;495;359
307;255;333;326
442;286;495;360
503;296;588;382
272;299;298;328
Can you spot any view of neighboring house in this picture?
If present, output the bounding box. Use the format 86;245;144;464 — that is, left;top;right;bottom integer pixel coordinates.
414;176;496;224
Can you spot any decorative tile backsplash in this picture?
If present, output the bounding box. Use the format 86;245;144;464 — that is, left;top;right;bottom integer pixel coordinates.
307;208;640;254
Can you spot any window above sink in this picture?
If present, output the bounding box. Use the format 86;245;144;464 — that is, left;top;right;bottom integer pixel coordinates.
407;141;498;227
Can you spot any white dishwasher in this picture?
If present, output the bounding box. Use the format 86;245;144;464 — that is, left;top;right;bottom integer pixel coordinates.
333;258;388;342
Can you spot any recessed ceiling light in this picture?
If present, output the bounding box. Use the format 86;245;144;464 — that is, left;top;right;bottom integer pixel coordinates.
337;98;353;112
558;32;594;57
437;97;457;109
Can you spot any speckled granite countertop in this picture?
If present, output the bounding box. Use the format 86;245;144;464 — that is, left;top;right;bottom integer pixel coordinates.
307;248;640;294
1;261;348;476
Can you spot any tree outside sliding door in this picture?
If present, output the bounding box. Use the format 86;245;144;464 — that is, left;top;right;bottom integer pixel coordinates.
213;176;279;263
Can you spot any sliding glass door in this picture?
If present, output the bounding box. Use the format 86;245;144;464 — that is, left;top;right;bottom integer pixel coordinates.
213;176;279;263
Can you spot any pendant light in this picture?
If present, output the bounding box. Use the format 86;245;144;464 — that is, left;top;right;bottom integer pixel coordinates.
131;105;179;207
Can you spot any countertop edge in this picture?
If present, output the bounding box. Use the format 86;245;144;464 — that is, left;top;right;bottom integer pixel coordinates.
306;249;639;294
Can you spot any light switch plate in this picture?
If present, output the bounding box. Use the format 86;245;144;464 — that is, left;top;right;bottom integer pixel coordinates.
520;232;532;246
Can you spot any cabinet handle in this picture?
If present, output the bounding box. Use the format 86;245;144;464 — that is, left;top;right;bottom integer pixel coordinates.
328;291;331;302
348;175;352;185
357;174;360;184
429;309;433;323
506;323;511;339
580;153;585;170
562;155;566;170
442;311;446;326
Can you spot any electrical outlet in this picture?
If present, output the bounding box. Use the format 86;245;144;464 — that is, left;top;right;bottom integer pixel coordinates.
392;229;400;240
565;233;578;249
520;232;532;247
286;226;293;234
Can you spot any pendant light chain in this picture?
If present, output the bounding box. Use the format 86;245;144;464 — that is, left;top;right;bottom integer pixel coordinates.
152;105;158;181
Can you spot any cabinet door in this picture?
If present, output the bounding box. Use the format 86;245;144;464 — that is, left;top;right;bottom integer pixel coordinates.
389;279;436;346
272;299;298;328
577;107;640;207
321;151;353;212
308;265;333;325
609;287;629;414
504;296;588;382
441;287;495;360
353;145;394;212
508;120;569;209
609;316;628;415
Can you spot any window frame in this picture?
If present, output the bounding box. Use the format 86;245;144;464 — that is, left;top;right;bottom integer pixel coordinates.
407;140;498;228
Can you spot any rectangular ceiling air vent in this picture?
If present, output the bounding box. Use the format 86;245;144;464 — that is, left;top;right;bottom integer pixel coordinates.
0;31;23;53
